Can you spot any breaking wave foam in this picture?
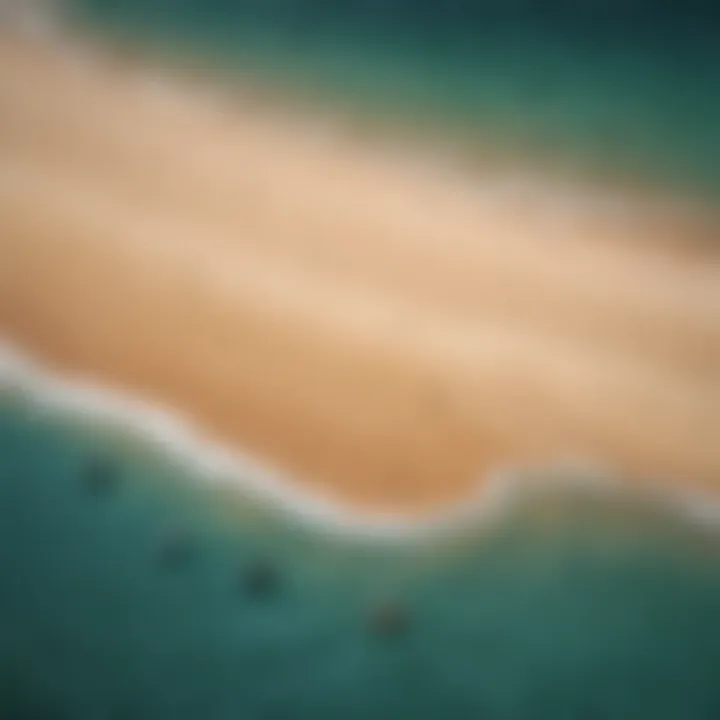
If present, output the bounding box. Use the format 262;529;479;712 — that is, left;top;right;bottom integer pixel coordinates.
0;339;717;542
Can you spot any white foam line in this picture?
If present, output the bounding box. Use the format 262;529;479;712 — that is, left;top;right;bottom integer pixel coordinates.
0;338;717;543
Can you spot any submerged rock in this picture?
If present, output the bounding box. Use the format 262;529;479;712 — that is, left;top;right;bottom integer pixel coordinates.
241;560;280;600
369;602;410;638
82;457;119;496
157;529;195;569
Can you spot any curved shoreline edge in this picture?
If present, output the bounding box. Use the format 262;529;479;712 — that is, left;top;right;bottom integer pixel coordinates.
0;24;718;544
1;339;718;544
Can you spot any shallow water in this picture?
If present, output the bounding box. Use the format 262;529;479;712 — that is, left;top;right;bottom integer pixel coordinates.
1;391;719;719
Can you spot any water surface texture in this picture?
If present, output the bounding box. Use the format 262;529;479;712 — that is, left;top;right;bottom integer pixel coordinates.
1;395;719;719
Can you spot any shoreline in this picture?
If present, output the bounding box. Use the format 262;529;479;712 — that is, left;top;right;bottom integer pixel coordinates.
66;15;720;208
2;339;718;541
5;26;719;232
0;33;719;518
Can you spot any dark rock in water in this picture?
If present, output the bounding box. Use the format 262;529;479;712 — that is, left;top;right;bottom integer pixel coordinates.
241;560;280;600
157;529;195;569
82;457;119;496
369;602;410;638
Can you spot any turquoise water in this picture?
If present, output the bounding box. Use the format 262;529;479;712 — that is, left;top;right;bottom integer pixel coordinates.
71;0;720;198
1;393;719;719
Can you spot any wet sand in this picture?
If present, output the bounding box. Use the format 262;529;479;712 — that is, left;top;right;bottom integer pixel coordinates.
0;36;719;515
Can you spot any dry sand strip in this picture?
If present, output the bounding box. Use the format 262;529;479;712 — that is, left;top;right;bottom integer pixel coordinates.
0;36;719;515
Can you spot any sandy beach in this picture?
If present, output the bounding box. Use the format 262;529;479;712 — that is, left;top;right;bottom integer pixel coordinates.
0;34;718;516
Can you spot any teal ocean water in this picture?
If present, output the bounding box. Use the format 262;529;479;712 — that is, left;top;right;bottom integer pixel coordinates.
1;367;719;720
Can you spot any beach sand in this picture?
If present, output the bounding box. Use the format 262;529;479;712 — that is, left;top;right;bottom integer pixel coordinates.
0;34;719;516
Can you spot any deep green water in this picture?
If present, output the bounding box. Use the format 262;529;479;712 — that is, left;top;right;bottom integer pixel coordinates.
70;0;720;198
1;391;719;719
